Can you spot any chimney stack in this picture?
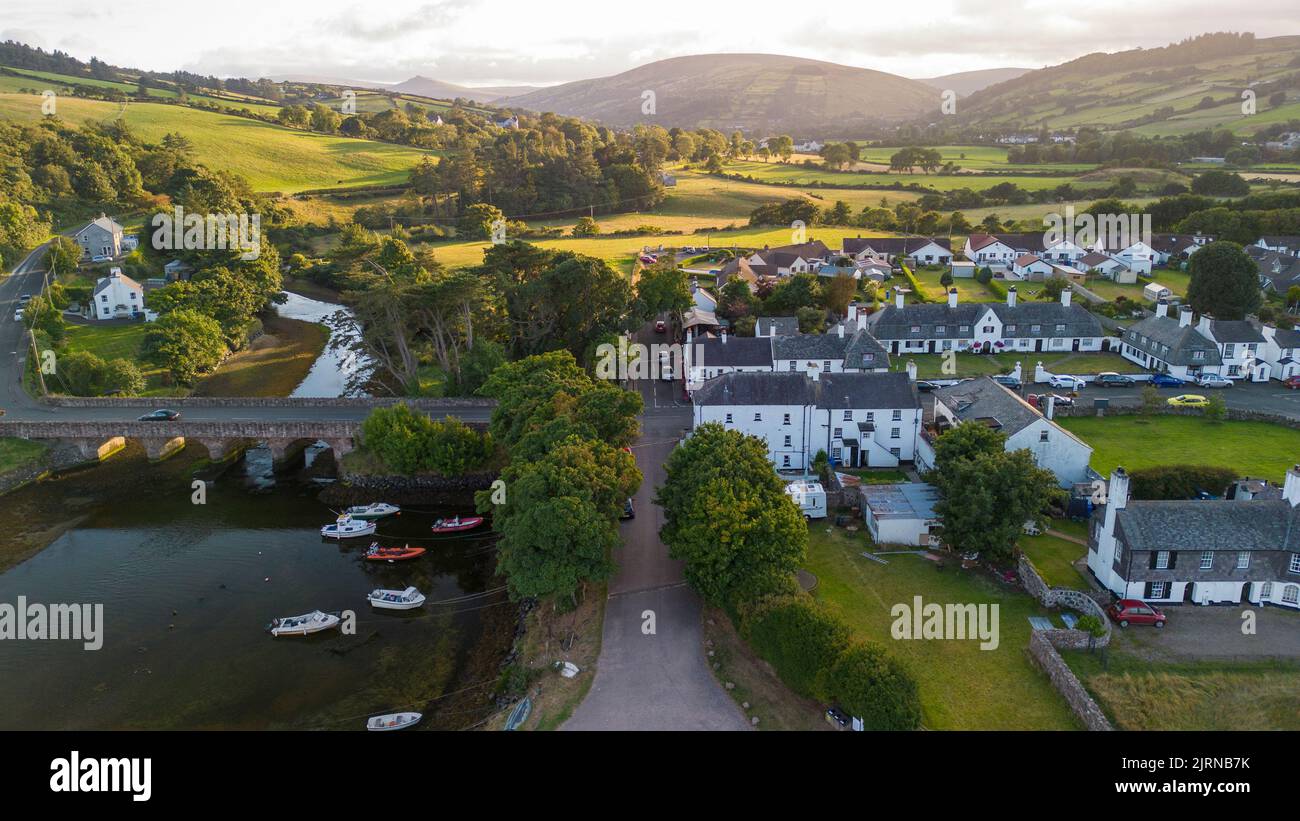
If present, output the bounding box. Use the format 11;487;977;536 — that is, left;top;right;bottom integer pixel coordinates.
837;322;844;338
1285;464;1300;507
720;328;727;344
1197;312;1214;335
1179;305;1193;328
1101;466;1130;534
906;360;918;382
895;288;905;310
1044;394;1055;420
1007;285;1017;308
1155;299;1168;319
1060;286;1072;308
947;288;958;309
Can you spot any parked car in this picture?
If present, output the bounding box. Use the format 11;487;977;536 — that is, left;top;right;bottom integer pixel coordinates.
12;308;22;322
658;350;673;381
1094;372;1136;387
1197;373;1233;389
1107;599;1167;628
1046;392;1075;406
992;374;1022;391
1167;394;1209;408
915;380;939;392
1149;373;1184;388
90;254;111;263
1285;375;1300;390
620;498;635;520
137;409;181;421
18;293;31;304
1048;374;1085;390
654;319;666;333
825;706;850;728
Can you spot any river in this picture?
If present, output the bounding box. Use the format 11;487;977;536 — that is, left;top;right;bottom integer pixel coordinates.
274;290;373;398
0;295;512;731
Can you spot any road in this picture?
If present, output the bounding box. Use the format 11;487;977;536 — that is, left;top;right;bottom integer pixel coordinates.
1037;380;1300;420
0;239;51;415
564;323;750;731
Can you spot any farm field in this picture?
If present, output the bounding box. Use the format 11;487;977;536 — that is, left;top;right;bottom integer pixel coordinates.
1;66;281;113
804;526;1077;729
1057;415;1300;483
855;144;1099;174
0;94;434;193
722;160;1093;192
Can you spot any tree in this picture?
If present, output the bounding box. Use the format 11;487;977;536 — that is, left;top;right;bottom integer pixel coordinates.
1191;169;1249;197
826;641;922;730
361;404;493;474
635;262;692;325
928;422;1060;564
1186;241;1261;320
822;273;857;317
142;309;226;385
741;594;850;699
572;215;600;237
656;423;807;606
1140;385;1161;415
796;305;825;333
457;203;506;240
45;236;81;275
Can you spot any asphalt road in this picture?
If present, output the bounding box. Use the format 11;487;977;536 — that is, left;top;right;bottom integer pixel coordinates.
564;323;750;731
1035;380;1300;420
0;240;50;415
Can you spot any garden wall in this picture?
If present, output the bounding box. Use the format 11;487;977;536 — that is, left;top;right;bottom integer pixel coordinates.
1027;631;1112;731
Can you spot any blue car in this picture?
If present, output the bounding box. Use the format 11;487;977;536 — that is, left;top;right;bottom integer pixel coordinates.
1149;373;1184;388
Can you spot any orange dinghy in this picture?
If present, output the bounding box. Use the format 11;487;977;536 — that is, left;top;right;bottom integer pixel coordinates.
363;542;426;562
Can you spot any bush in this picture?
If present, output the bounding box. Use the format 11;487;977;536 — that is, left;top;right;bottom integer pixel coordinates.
1128;464;1238;499
740;594;851;701
826;642;922;730
361;404;493;475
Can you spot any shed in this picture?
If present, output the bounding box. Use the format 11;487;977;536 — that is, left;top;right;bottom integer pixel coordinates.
858;482;940;546
1143;282;1171;302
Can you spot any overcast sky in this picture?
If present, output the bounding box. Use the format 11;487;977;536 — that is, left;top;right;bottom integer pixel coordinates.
4;0;1299;87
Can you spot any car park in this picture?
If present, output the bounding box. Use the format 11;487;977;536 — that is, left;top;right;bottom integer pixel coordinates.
137;409;181;421
1196;373;1233;389
1094;372;1136;387
1167;394;1209;408
1106;599;1167;628
1149;373;1184;387
1048;374;1085;390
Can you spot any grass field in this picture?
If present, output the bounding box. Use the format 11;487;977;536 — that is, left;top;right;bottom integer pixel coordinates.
0;94;434;193
855;144;1099;174
1019;534;1089;589
805;526;1077;729
1083;268;1192;302
1062;653;1300;730
1058;415;1300;483
722;160;1091;192
61;321;180;396
0;438;47;474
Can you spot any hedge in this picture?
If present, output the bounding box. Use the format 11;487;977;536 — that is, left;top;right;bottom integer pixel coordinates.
896;263;931;303
826;641;922;730
1128;464;1239;500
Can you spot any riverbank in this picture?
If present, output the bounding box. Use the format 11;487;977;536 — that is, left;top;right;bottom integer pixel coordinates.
193;314;329;397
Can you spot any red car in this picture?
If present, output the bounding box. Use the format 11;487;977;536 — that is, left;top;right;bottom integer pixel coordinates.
1285;375;1300;390
1107;598;1167;628
654;319;666;333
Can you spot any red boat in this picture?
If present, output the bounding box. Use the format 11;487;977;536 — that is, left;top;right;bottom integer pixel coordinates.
363;542;426;562
431;515;484;534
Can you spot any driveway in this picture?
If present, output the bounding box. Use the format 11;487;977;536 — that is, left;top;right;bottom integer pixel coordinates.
1109;604;1300;662
564;323;750;731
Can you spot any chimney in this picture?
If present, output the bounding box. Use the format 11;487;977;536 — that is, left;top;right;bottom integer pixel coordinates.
847;301;859;324
837;322;845;338
1044;394;1055;420
1060;286;1072;308
1285;465;1300;507
895;288;904;310
856;311;867;332
947;288;958;309
1007;285;1017;308
1155;299;1168;318
1101;466;1130;537
1197;312;1214;335
720;328;728;344
906;360;917;382
1179;305;1193;328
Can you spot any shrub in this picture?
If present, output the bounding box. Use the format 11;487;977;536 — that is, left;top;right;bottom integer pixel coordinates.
826;641;922;730
740;594;851;700
1128;464;1237;499
361;404;493;475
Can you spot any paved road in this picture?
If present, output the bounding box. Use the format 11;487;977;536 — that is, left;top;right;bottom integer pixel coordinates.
0;240;51;415
565;325;750;731
1038;380;1300;421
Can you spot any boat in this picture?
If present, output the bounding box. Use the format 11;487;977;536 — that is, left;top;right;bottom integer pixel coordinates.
366;586;426;610
504;697;532;731
430;515;484;533
344;502;400;520
366;712;422;732
363;542;426;563
268;610;340;637
321;514;377;539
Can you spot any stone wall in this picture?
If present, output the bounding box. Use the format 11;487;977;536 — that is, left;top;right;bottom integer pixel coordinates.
1028;631;1113;731
44;396;497;410
1055;403;1300;429
1017;554;1112;647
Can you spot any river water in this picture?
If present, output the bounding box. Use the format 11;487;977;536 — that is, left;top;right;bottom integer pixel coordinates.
0;295;511;731
274;290;373;398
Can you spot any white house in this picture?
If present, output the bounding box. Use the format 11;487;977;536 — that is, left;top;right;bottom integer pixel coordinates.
963;234;1019;266
858;482;940;546
1151;234;1212;266
1260;325;1300;382
1087;465;1300;610
687;316;891;391
842;237;951;266
1119;303;1224;380
965;233;1086;267
1194;313;1268;381
91;268;145;320
1010;253;1054;281
73;214;125;261
1077;251;1134;283
919;377;1093;487
1104;239;1155;275
686;334;773;389
691;370;922;470
1255;235;1300;257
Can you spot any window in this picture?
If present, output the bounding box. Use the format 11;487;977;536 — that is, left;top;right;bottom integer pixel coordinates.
865;412;874;421
833;427;842;439
863;353;874;363
1155;551;1170;570
935;325;946;334
788;361;796;371
823;360;832;372
889;447;900;458
783;435;791;448
1223;343;1235;358
1200;551;1213;570
1290;554;1300;574
1039;430;1049;442
1284;585;1299;605
1192;350;1205;361
831;448;841;461
1150;581;1168;598
1055;324;1065;334
1261;582;1273;598
783;413;791;425
1030;324;1041;334
724;413;733;424
1005;324;1016;334
982;325;994;334
753;413;762;422
1115;544;1124;565
782;455;791;467
843;410;852;421
1237;552;1250;570
101;295;108;302
958;325;970;334
891;410;902;421
890;427;900;439
910;325;921;333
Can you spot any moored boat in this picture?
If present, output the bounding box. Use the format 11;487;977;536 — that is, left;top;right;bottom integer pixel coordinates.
344;502;400;520
366;586;426;610
366;712;422;731
363;542;426;562
268;610;340;637
431;515;484;533
321;514;377;539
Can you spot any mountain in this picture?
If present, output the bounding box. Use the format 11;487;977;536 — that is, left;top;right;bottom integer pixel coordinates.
502;53;937;135
918;67;1032;97
950;32;1300;135
390;75;538;102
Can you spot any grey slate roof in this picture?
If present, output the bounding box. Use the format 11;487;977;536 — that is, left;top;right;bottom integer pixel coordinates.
690;336;773;368
817;371;917;410
772;327;890;369
843;236;949;257
1116;500;1300;552
755;316;800;336
1205;319;1264;345
1123;314;1222;366
694;371;918;410
933;377;1043;437
694;372;816;406
1270;327;1300;349
868;300;1102;340
1255;251;1300;292
844;329;890;369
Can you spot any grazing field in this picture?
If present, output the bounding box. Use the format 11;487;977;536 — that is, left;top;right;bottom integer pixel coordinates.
721;160;1091;192
805;526;1077;729
1058;416;1300;483
1018;534;1089;590
0;94;434;193
855;144;1099;174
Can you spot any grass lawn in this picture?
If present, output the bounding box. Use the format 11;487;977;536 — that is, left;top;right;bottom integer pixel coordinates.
0;438;47;474
1082;268;1192;302
1019;534;1089;590
723;160;1093;193
1061;653;1300;730
192;315;328;397
1058;416;1300;484
805;525;1078;729
838;467;909;483
61;322;182;396
888;350;1140;380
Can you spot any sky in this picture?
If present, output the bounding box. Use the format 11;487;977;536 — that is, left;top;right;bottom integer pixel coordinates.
3;0;1299;87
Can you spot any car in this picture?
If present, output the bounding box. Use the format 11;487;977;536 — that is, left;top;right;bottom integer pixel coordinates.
1107;599;1167;629
915;380;939;393
825;706;850;728
90;254;111;263
18;293;31;304
654;319;666;333
137;409;181;421
1094;372;1136;387
620;498;635;520
1285;375;1300;391
1167;393;1209;408
1045;392;1075;407
1048;374;1085;390
992;374;1022;391
1149;373;1184;388
658;350;673;381
1197;373;1233;389
12;308;22;322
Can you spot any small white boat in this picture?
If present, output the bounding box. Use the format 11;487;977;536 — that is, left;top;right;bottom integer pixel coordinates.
366;586;426;610
268;610;340;637
344;502;400;520
320;514;377;539
366;712;422;732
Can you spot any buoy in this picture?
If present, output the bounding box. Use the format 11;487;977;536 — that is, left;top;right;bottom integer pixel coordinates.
264;577;270;582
